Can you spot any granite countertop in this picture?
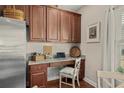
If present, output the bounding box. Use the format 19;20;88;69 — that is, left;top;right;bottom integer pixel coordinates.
28;55;85;65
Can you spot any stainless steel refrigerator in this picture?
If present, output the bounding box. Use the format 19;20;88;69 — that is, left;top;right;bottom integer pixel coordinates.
0;17;26;88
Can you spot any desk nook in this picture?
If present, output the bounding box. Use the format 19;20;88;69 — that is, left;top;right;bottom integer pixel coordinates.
28;57;85;88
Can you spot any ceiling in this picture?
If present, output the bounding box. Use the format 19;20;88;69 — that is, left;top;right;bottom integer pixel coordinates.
58;5;83;11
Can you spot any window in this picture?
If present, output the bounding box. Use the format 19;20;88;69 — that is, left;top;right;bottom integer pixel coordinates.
115;11;124;69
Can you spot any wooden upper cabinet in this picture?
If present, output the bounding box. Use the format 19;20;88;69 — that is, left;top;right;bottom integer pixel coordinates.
0;5;81;43
15;5;30;25
5;5;30;25
60;11;72;42
0;5;5;15
47;7;60;42
30;6;46;42
71;14;81;43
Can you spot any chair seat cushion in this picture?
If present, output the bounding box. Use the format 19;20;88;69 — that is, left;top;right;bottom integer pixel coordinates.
60;67;74;76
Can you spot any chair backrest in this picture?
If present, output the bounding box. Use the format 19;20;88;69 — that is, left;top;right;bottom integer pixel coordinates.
74;57;81;76
97;71;124;88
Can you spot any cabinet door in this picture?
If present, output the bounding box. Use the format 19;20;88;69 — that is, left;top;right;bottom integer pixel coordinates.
71;14;81;43
29;64;48;88
60;11;71;42
30;5;46;42
47;7;60;42
30;70;47;87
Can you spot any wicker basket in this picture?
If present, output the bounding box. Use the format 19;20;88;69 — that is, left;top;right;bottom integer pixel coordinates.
70;46;81;58
32;55;45;61
3;6;24;21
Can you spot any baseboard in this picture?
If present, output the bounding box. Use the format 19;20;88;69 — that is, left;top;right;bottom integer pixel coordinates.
84;77;97;88
48;76;97;88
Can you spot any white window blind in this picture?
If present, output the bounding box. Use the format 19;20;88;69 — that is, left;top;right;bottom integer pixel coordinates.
121;14;124;40
118;13;124;68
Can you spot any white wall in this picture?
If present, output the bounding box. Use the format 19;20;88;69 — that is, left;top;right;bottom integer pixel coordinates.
78;5;109;86
27;42;79;55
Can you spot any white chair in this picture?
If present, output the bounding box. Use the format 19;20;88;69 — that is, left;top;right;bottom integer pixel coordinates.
97;71;124;88
59;58;81;88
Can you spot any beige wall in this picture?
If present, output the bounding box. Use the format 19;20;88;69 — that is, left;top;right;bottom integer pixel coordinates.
78;5;109;86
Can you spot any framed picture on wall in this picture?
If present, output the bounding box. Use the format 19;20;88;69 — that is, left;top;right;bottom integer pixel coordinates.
86;22;100;43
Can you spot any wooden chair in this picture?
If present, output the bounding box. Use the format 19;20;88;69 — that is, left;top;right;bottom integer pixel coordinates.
59;58;81;88
97;71;124;88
